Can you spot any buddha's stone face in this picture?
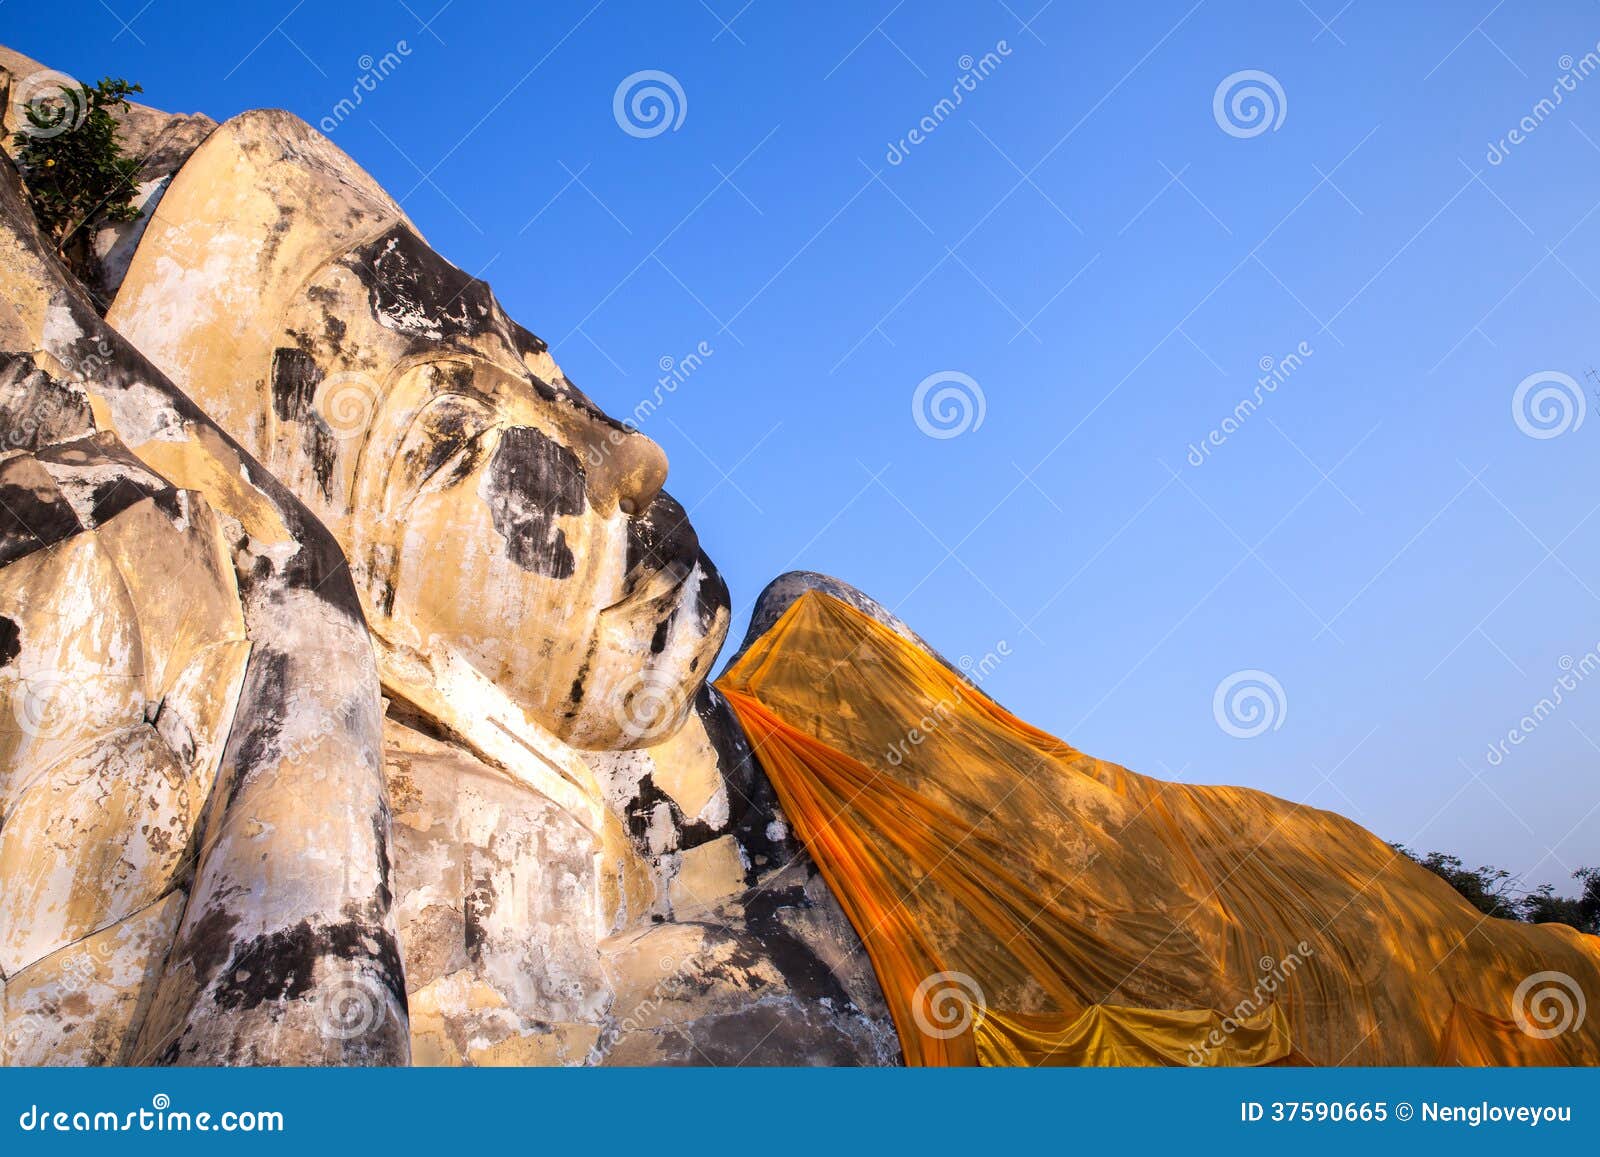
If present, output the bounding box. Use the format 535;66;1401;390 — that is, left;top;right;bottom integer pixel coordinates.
261;224;729;750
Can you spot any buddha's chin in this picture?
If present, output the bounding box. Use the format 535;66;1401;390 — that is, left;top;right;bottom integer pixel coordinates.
553;616;725;753
549;671;700;753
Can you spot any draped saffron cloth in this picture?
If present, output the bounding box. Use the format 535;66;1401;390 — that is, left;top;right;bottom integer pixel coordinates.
715;591;1600;1066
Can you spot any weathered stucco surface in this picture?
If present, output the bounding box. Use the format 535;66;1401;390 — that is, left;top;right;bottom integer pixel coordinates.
1;59;406;1065
2;46;893;1066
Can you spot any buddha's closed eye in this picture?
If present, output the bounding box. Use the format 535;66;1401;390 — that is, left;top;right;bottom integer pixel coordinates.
388;389;498;512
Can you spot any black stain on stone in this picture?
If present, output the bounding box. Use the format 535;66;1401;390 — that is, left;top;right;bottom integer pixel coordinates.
735;886;855;1008
484;425;585;578
649;611;675;656
694;548;730;633
0;616;18;667
33;432;182;530
269;346;338;500
270;347;319;421
85;474;183;526
508;319;549;360
212;923;319;1009
374;574;396;619
0;353;93;451
304;424;338;501
210;916;406;1014
182;905;242;986
619;498;729;635
371;811;394;915
463;878;494;959
352;224;498;343
625;492;696;579
224;649;293;807
627;771;717;851
255;523;365;626
0;462;83;567
410;393;489;491
322;312;348;353
696;685;799;880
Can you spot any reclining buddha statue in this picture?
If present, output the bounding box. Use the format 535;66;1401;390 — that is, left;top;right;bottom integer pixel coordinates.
1;46;892;1067
3;44;1597;1067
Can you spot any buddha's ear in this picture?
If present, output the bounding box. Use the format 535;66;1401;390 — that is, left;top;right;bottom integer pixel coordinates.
106;109;414;459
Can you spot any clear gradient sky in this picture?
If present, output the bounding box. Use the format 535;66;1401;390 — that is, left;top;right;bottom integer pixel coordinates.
12;1;1600;887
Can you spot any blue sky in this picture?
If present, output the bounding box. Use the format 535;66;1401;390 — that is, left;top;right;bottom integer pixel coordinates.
16;1;1600;887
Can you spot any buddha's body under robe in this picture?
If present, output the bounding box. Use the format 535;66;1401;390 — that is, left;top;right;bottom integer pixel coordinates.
718;591;1600;1067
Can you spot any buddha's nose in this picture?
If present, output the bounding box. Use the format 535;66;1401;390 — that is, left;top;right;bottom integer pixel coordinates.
579;420;669;517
